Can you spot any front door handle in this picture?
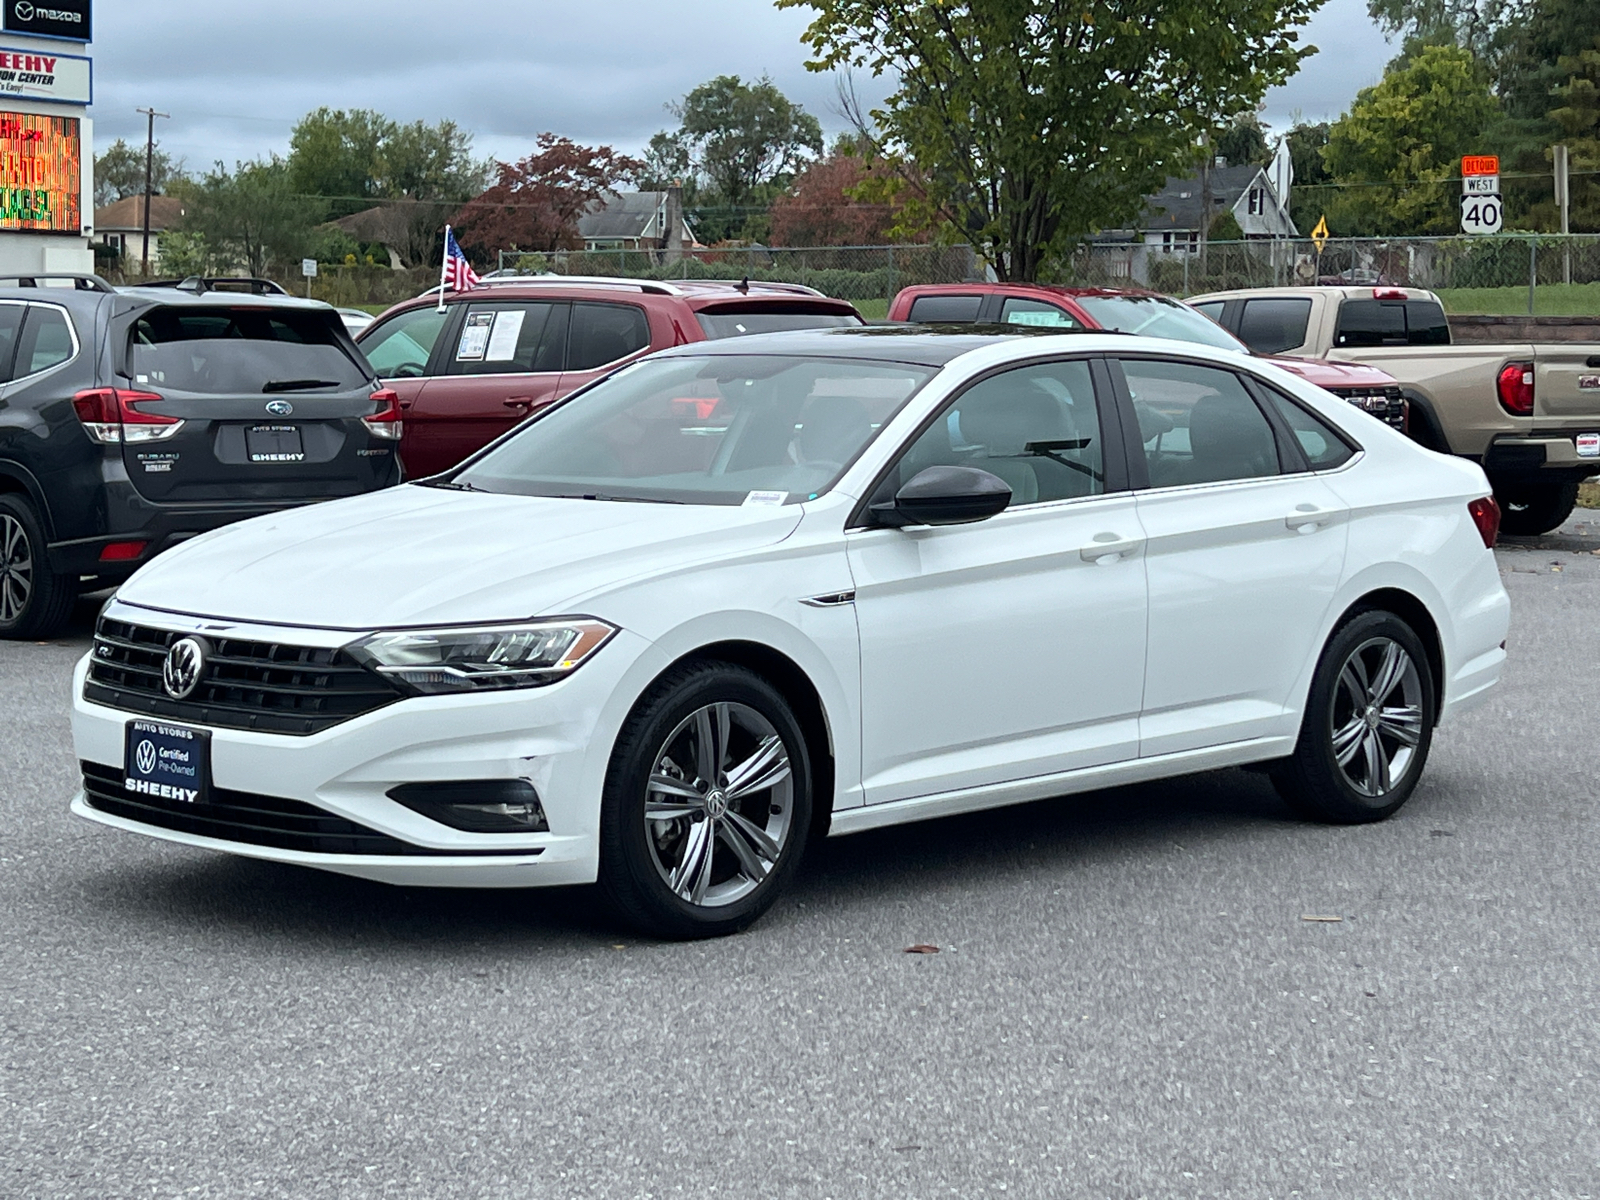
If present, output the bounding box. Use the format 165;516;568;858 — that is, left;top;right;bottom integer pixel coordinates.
504;396;535;411
1285;505;1339;534
1080;534;1143;564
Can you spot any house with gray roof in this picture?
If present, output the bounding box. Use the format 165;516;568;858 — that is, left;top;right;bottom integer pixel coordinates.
577;190;697;253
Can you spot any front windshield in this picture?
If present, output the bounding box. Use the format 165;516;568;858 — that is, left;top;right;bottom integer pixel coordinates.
1075;294;1246;352
453;354;936;505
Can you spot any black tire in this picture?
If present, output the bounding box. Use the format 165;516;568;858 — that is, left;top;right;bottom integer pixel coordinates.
1271;609;1436;824
1495;479;1579;537
598;661;813;939
0;493;75;641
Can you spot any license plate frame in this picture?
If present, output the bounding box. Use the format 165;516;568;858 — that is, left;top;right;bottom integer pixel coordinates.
245;424;305;464
124;719;211;805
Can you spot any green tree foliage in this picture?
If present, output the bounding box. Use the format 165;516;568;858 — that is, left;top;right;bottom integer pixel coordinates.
1539;39;1600;229
1322;44;1499;234
777;0;1324;280
670;75;823;209
94;138;181;208
1366;0;1530;73
286;108;392;212
171;158;324;277
1215;113;1272;167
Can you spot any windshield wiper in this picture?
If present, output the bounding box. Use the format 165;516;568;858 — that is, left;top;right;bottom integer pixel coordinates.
553;493;685;505
425;479;489;492
262;379;342;392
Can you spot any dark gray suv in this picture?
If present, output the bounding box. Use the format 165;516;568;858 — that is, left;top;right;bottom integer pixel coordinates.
0;275;402;638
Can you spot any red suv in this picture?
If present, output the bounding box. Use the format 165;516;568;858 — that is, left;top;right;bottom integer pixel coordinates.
357;277;863;476
889;283;1408;431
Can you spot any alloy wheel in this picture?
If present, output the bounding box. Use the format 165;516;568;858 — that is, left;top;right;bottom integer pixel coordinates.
644;700;795;907
0;514;33;624
1329;636;1425;798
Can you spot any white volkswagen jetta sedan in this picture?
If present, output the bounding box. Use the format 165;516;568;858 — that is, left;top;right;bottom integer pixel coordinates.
71;328;1510;937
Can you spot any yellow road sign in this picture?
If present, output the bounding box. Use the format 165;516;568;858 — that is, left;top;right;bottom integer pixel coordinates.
1311;216;1330;252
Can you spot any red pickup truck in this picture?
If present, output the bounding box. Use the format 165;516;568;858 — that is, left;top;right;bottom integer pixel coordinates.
889;283;1407;431
357;276;863;477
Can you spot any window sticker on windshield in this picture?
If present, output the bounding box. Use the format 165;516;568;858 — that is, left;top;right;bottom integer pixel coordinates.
485;310;525;362
742;490;788;506
456;311;494;360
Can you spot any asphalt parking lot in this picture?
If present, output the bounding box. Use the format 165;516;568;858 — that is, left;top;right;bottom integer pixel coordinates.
3;514;1598;1200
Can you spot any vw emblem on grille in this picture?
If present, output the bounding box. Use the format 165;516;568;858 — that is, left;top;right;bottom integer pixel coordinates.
134;739;157;774
265;399;294;416
162;637;208;700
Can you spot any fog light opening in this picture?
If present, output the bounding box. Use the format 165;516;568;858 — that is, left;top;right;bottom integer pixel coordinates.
387;780;549;833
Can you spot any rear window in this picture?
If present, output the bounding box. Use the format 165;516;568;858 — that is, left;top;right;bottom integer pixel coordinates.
908;294;983;323
1334;299;1450;347
695;304;861;340
129;306;368;396
1237;298;1312;354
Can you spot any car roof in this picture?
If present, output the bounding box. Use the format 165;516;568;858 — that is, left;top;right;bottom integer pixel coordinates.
898;282;1171;301
648;324;1129;367
114;286;338;312
406;276;857;311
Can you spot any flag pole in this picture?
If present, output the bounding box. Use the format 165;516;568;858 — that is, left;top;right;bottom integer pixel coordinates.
437;224;451;313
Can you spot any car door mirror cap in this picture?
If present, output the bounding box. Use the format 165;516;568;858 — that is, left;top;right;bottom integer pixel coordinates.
874;465;1012;527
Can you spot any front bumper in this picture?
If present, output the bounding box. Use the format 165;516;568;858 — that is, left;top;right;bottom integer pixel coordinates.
70;607;657;889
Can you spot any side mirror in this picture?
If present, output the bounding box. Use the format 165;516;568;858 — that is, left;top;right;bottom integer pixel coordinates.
870;465;1012;528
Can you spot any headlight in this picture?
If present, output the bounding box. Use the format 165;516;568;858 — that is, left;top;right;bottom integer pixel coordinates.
348;619;616;694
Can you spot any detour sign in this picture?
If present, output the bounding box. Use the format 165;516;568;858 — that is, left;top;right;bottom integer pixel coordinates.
1461;155;1500;177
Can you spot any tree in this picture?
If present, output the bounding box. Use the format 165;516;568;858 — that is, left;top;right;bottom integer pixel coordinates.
1215;112;1272;167
451;134;643;256
1322;44;1500;234
769;146;904;245
1539;38;1600;230
172;158;324;276
671;75;824;207
777;0;1324;280
286;108;393;214
94;138;181;208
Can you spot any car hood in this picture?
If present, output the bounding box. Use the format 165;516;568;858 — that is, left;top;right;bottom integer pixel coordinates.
1266;356;1397;390
117;485;805;629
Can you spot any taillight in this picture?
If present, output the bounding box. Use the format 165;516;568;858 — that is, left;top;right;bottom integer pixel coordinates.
1468;496;1501;549
1373;287;1408;300
71;388;182;444
1496;362;1534;416
361;388;404;440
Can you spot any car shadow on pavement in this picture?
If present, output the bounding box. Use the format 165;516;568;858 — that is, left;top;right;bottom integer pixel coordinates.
74;767;1298;948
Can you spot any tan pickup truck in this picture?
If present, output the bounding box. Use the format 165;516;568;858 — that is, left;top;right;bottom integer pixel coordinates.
1188;285;1600;534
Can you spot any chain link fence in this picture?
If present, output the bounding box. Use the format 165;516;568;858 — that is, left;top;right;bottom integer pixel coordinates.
1059;235;1600;313
492;244;979;309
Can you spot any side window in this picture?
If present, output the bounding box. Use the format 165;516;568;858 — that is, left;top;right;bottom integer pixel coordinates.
999;297;1082;329
1258;387;1357;470
447;302;566;376
1120;358;1281;487
1237;298;1312;355
907;294;983;323
360;306;450;378
15;306;73;377
1191;301;1225;325
0;303;24;381
566;303;650;372
883;360;1105;508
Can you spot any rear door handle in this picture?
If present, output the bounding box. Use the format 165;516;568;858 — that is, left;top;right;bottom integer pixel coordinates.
504;396;535;410
1080;534;1143;564
1286;505;1339;533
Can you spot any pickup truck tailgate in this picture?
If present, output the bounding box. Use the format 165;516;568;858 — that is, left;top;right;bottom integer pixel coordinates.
1533;345;1600;420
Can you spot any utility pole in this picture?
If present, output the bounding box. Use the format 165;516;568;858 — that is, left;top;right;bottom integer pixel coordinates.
135;107;170;277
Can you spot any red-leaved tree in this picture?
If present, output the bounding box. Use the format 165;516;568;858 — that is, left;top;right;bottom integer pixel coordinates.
769;151;924;246
453;133;644;255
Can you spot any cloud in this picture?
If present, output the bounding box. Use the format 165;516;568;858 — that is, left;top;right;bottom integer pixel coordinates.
87;0;1391;169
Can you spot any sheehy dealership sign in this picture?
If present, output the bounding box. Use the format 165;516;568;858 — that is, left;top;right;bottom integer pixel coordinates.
0;45;88;104
3;1;91;43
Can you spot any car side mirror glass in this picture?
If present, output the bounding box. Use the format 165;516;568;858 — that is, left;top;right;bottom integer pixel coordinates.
870;465;1012;527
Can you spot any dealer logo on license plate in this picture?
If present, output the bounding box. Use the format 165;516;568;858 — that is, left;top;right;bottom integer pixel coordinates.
1578;433;1600;458
1579;374;1600;390
124;719;211;804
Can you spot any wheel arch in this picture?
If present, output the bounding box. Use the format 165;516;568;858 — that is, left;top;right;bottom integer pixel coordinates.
654;639;836;840
1337;587;1446;719
0;460;53;538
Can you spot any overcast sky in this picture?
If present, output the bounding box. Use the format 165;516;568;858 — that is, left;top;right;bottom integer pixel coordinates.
86;0;1396;173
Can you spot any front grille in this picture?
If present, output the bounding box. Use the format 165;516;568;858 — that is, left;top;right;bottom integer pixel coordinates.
1328;384;1407;431
85;616;401;736
80;762;540;858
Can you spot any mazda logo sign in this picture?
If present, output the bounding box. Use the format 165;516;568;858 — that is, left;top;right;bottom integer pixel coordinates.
13;3;32;20
265;400;293;416
162;637;207;700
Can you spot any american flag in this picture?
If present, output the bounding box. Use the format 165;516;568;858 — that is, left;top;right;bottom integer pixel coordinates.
441;225;479;292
